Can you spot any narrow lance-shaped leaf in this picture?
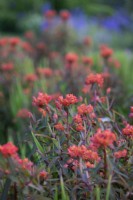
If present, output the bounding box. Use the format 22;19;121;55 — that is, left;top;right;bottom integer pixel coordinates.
31;131;44;153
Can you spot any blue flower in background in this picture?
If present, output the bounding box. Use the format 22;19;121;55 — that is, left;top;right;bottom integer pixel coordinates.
40;16;60;31
102;10;132;31
68;8;90;37
40;21;49;31
39;3;133;34
41;2;52;13
102;18;120;31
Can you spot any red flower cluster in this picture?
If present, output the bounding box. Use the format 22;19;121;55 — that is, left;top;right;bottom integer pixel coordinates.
33;92;52;108
38;108;47;117
122;124;133;137
100;45;113;58
130;106;133;113
1;62;14;71
17;157;33;170
65;158;79;170
36;67;53;77
60;10;70;21
91;129;116;148
9;37;20;47
57;94;78;107
85;162;95;168
54;122;65;131
73;114;84;131
108;57;121;68
24;74;37;82
68;145;85;158
85;73;104;87
73;114;82;124
82;56;93;66
17;109;32;119
0;37;33;54
0;142;35;173
68;145;100;163
0;37;9;46
129;106;133;118
65;53;78;64
0;142;18;157
75;123;84;131
44;10;56;19
77;104;94;115
39;170;48;179
114;149;127;159
106;87;111;94
21;41;33;52
9;151;33;171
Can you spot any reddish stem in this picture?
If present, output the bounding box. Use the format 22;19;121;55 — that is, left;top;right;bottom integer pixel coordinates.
14;183;18;200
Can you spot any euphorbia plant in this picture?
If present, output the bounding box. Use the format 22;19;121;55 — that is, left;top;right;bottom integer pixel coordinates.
17;81;131;199
0;71;132;199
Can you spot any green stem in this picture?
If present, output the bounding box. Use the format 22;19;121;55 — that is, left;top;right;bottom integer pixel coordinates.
0;178;11;200
103;147;107;179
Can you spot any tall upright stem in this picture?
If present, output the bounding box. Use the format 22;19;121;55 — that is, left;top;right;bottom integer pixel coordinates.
14;183;18;200
103;147;107;179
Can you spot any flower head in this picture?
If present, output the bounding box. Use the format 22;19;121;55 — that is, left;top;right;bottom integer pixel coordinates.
75;123;84;131
60;10;70;21
24;74;37;82
17;158;33;170
57;94;78;107
85;162;95;168
77;104;94;115
65;53;78;64
39;170;48;179
68;145;87;158
68;145;100;163
33;92;52;108
54;123;65;131
0;142;18;157
122;124;133;137
17;109;32;119
108;57;121;68
0;37;9;46
44;10;56;19
129;106;133;118
1;62;14;71
114;149;127;159
36;67;53;77
82;56;93;66
91;129;116;148
9;37;20;46
73;114;82;124
130;106;133;113
85;73;104;87
100;45;113;58
21;42;33;52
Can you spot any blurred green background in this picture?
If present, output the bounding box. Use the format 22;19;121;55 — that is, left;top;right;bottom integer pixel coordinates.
0;0;133;33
